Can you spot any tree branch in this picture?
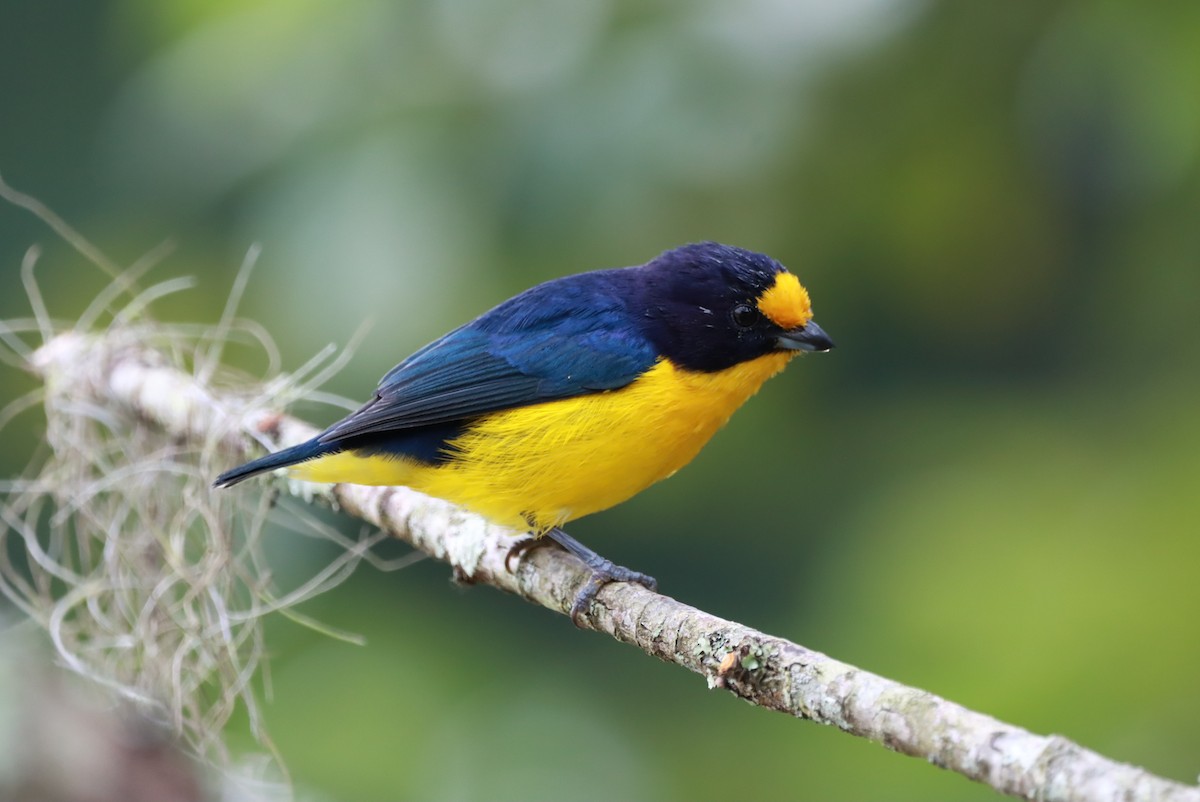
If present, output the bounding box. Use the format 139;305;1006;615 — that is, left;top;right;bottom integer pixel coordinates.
30;331;1200;802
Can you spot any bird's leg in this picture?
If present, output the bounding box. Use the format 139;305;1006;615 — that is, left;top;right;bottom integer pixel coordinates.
504;525;658;624
545;527;658;624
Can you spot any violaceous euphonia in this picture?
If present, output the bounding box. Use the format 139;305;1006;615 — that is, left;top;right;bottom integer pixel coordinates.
215;242;833;619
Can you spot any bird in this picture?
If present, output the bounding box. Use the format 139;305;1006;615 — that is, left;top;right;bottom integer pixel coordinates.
215;242;834;621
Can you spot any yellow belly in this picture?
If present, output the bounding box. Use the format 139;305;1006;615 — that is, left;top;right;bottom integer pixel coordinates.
291;353;794;532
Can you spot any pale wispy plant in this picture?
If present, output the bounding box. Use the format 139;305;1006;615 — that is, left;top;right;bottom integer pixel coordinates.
0;175;418;783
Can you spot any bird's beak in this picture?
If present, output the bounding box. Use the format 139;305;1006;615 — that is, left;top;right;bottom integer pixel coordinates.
776;320;835;352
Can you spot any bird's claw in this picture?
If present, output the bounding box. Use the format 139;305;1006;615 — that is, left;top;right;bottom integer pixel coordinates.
503;527;658;627
567;558;658;626
504;535;542;572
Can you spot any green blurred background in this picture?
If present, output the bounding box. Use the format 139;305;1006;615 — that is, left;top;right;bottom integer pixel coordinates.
2;1;1199;800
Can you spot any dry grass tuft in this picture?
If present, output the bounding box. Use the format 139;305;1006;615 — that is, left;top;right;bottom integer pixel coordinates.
0;174;417;787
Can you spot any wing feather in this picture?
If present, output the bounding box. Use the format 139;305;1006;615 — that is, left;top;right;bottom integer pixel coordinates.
319;274;656;445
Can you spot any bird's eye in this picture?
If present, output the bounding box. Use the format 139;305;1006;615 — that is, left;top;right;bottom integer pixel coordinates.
731;303;758;329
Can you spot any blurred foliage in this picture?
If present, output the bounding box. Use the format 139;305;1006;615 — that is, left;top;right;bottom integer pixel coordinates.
2;1;1198;800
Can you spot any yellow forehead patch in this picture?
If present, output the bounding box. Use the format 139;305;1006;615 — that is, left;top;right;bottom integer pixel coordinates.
756;272;812;330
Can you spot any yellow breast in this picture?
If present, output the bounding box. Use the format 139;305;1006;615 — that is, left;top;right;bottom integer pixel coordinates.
427;352;794;531
290;352;794;533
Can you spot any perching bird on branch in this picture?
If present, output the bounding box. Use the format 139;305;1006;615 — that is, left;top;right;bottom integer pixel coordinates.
215;242;833;619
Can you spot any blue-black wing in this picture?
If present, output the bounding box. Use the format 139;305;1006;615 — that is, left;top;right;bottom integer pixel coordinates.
318;274;656;444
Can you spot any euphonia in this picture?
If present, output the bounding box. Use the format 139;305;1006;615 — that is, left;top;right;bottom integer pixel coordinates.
215;242;833;619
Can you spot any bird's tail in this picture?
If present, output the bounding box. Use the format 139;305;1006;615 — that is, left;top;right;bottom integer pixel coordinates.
213;438;338;488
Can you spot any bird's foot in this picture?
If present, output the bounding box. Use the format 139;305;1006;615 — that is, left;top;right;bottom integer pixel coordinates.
546;527;657;625
566;558;658;624
503;534;545;572
504;528;657;625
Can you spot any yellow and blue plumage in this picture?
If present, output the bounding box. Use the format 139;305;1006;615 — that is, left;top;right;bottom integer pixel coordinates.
215;242;833;618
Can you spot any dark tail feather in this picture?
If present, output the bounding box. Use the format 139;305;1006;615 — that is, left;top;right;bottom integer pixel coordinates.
213;439;337;488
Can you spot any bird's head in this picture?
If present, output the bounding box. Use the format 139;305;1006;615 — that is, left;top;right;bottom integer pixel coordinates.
637;242;834;372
